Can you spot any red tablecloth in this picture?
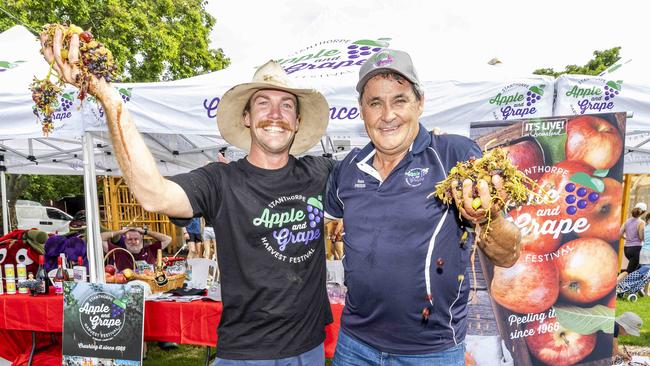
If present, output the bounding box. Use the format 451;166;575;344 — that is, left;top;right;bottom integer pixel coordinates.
0;293;343;363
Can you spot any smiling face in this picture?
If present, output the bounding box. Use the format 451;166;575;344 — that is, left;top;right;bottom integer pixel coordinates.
360;74;423;159
244;89;300;156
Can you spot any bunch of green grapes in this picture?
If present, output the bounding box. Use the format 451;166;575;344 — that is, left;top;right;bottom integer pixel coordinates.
433;147;540;222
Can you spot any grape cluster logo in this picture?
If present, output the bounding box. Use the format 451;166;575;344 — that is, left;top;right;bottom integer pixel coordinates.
564;79;623;115
78;292;127;341
489;84;547;120
276;38;391;78
0;60;25;72
252;195;323;263
563;172;605;216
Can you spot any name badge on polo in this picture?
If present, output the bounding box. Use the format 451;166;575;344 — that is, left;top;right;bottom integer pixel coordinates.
405;168;429;187
354;179;366;189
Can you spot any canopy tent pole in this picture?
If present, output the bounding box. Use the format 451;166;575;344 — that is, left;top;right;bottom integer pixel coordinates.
1;154;8;235
82;133;104;283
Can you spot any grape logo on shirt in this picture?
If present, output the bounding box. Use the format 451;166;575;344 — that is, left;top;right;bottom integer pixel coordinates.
489;84;546;120
405;167;429;187
276;38;391;78
252;195;323;263
564;79;622;115
78;292;127;341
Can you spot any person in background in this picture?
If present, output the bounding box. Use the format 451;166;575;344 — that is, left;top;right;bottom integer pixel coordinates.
620;202;647;275
100;227;172;271
612;312;643;361
183;217;203;259
202;216;217;260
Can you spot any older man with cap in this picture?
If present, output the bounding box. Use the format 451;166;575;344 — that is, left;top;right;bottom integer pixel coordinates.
42;30;335;365
324;49;521;365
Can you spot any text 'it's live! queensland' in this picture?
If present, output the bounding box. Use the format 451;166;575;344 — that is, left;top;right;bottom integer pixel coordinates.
465;112;625;366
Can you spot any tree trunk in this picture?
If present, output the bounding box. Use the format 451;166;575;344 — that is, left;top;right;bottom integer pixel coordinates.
5;174;29;232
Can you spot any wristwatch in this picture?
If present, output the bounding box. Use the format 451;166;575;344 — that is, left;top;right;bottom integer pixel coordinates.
143;228;148;235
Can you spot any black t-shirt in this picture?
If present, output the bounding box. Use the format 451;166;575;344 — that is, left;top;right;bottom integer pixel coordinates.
169;155;335;359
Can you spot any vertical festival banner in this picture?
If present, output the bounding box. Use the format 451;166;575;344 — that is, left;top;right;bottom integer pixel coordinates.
62;282;145;366
466;112;625;366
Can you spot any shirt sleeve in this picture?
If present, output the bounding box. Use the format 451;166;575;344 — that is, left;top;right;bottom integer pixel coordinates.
167;163;223;226
324;160;343;219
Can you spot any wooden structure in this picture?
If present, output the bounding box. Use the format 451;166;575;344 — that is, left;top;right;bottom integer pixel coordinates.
100;177;182;253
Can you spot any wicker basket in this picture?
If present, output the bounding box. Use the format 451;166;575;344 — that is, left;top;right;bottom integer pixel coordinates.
104;247;185;293
136;273;186;293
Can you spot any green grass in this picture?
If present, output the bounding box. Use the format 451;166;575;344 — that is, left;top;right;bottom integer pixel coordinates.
144;344;206;366
140;296;650;366
615;294;650;346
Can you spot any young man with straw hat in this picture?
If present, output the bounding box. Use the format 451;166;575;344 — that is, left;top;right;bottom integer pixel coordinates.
42;28;334;364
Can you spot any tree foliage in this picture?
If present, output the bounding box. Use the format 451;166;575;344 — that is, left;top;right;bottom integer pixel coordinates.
16;175;84;203
0;0;230;82
0;1;229;232
533;47;621;77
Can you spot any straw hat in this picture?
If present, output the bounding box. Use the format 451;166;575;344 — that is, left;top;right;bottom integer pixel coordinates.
216;60;329;155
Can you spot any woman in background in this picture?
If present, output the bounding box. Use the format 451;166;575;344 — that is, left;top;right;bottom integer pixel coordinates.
620;202;647;275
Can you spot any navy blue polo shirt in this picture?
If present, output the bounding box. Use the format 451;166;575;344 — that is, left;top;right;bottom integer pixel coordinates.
325;124;482;354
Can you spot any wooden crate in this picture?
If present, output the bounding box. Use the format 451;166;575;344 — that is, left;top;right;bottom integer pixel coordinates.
100;177;182;253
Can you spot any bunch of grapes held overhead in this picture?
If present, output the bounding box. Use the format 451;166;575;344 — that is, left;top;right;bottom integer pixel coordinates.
30;23;119;135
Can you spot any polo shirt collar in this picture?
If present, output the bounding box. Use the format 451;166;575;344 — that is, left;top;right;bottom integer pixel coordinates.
354;123;431;163
354;123;431;183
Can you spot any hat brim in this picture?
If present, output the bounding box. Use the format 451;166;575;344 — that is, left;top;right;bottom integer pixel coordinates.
216;82;329;155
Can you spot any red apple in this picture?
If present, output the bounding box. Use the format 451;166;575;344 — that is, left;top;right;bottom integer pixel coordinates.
536;160;594;220
115;273;127;284
525;319;597;366
556;238;618;303
605;292;616;309
105;273;114;283
509;205;562;254
576;177;622;242
503;139;546;180
491;251;559;314
104;264;116;276
565;115;622;170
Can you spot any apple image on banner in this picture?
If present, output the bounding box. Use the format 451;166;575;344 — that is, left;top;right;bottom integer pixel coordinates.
491;251;559;314
502;139;545;180
556;238;618;303
536;133;567;166
576;177;623;242
565;115;622;170
508;205;562;254
536;160;594;220
525;319;597;366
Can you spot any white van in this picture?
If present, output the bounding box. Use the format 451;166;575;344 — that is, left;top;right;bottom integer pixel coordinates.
15;204;73;234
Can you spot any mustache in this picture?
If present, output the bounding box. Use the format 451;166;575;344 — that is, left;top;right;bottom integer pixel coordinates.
257;120;295;132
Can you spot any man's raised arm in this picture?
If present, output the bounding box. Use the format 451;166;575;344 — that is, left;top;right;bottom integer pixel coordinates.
41;27;193;218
